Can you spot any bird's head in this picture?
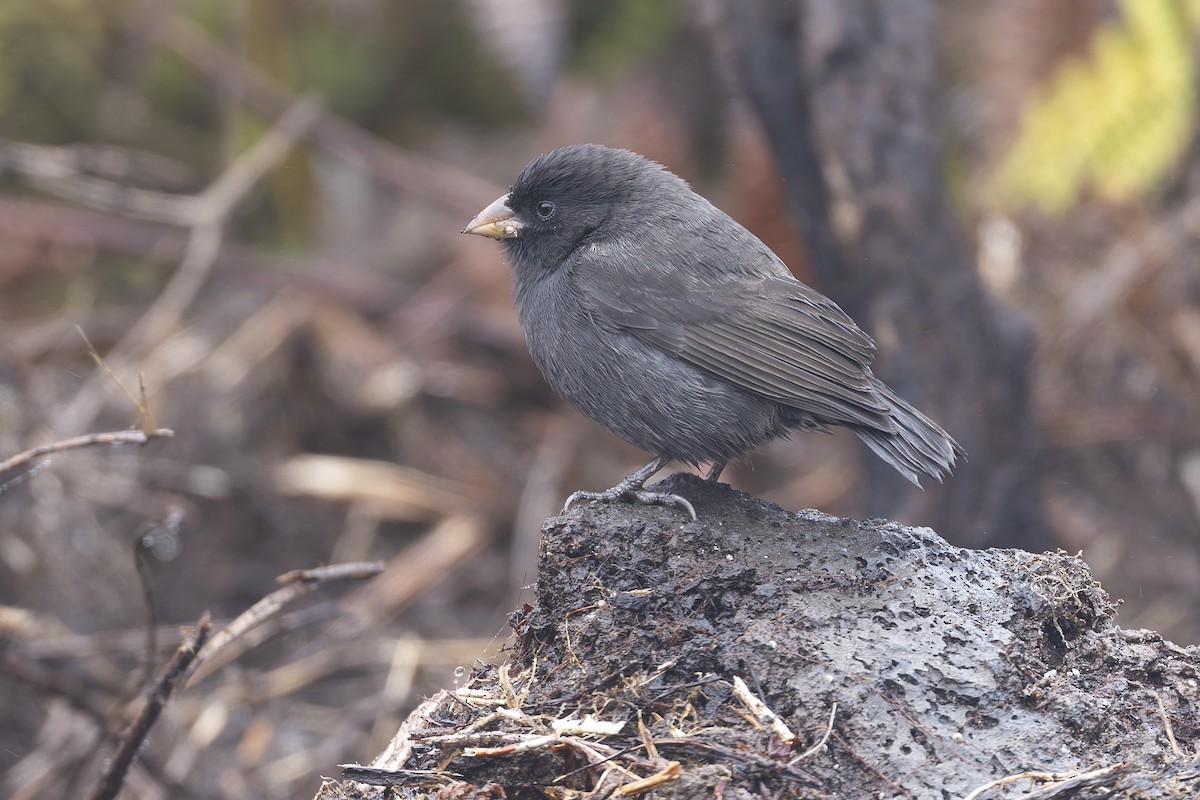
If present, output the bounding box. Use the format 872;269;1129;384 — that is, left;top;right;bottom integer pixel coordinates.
462;144;689;275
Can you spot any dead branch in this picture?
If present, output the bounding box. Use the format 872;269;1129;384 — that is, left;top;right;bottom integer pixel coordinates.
0;196;409;323
0;140;192;188
184;561;383;688
0;98;322;227
0;428;174;478
963;763;1134;800
84;613;211;800
56;95;322;436
277;562;387;586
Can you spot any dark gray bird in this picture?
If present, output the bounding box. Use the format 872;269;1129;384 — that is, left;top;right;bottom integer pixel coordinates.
463;144;963;519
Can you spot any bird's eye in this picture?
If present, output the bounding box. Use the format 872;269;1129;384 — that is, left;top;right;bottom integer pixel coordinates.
535;200;556;219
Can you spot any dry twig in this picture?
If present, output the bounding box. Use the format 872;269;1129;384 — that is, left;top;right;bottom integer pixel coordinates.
370;690;452;771
789;702;837;765
58;96;323;435
184;561;383;687
342;515;487;626
338;765;459;787
731;675;795;742
0;428;174;477
1152;689;1184;757
84;613;211;800
962;763;1131;800
612;760;682;797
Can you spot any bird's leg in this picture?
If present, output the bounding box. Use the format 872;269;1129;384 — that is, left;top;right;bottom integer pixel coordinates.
563;456;696;520
704;460;727;482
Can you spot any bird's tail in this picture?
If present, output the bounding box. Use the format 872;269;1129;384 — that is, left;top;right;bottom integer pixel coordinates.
851;380;965;487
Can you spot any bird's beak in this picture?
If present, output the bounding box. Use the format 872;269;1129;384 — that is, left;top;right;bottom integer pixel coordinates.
462;194;522;239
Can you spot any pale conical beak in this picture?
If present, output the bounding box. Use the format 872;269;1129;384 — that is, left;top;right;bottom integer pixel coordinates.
462;194;522;239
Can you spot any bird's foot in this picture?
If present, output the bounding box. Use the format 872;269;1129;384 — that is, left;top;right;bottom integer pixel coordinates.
561;456;696;520
631;489;697;520
563;486;696;521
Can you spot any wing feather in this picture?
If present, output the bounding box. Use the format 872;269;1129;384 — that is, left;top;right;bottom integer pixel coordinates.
584;271;894;431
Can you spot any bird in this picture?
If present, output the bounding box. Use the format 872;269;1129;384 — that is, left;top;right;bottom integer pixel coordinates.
462;144;963;520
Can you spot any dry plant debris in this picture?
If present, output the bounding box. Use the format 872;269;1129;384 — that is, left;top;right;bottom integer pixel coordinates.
333;663;819;799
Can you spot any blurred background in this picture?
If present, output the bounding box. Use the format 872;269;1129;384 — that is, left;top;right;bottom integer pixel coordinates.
2;0;1199;797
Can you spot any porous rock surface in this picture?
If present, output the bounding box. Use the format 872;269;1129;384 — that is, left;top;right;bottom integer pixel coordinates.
318;474;1199;799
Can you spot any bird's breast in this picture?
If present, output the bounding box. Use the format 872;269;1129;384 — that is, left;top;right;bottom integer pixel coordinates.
514;271;787;462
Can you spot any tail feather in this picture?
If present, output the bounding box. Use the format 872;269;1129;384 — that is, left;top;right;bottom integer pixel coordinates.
851;381;964;487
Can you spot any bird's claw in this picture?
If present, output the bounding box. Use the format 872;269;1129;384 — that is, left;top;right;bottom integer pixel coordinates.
563;487;697;521
563;487;622;513
632;489;697;521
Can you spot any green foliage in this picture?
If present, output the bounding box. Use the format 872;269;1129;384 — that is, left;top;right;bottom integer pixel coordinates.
992;0;1198;213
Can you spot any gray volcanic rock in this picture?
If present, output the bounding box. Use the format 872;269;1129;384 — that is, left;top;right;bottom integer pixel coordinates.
321;474;1199;799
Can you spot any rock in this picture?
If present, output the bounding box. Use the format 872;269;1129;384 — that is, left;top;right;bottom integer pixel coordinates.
319;474;1200;799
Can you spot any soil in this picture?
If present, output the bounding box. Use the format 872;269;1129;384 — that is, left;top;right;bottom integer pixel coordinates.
315;474;1200;799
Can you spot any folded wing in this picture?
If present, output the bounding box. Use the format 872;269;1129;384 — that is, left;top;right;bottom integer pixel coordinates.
585;273;899;433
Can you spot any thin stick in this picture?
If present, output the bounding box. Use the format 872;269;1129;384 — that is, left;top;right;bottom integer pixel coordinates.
0;429;174;475
0;197;411;321
188;97;324;226
84;614;211;800
638;711;660;763
59;96;322;435
789;702;837;764
1;97;322;227
337;765;458;786
78;326;155;431
412;731;540;748
731;675;795;742
962;763;1129;800
183;561;382;687
0;140;191;188
613;761;682;797
1152;690;1183;757
463;733;559;757
964;772;1059;800
370;690;450;770
1022;763;1133;799
277;561;386;585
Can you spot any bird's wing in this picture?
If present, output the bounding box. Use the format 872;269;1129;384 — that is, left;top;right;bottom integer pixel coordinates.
584;271;895;430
